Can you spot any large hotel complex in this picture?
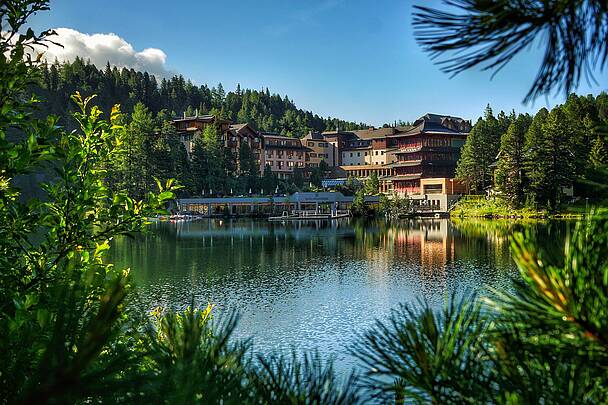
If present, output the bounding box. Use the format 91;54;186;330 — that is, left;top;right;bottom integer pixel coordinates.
172;113;471;198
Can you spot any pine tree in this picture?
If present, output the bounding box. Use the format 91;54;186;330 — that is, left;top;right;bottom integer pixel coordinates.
589;136;607;169
526;107;575;211
495;114;532;207
201;125;225;194
292;168;304;189
523;108;548;208
455;106;498;193
125;102;155;198
190;136;208;195
261;164;278;195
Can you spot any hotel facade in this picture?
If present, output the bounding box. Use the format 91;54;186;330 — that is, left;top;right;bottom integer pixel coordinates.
172;113;470;195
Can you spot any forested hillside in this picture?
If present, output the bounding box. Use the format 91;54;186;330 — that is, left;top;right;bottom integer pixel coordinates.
33;57;368;135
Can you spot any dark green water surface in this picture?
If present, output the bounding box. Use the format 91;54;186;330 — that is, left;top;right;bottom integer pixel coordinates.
109;218;567;371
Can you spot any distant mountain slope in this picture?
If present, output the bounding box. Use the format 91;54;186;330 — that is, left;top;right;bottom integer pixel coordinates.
32;57;368;136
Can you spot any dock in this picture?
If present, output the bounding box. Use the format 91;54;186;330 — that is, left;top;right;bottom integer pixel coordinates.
268;210;350;221
176;192;380;219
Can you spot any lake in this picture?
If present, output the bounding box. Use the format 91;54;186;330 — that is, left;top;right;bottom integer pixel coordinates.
109;218;567;373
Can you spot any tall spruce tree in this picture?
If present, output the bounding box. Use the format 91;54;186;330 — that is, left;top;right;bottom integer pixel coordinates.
201;125;225;194
237;141;259;193
125;102;155;198
261;164;278;195
523;108;549;207
190;136;208;195
456;105;498;193
526;107;576;210
589;136;607;169
495;114;532;207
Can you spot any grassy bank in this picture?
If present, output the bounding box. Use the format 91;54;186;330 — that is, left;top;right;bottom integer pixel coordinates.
450;195;593;219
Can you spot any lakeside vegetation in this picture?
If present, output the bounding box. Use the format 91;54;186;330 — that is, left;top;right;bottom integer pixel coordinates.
450;195;596;219
454;96;608;215
2;1;608;404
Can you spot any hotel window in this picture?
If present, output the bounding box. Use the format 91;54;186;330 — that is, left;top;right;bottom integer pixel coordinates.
350;152;353;157
308;142;314;147
375;151;379;155
309;153;317;158
288;161;295;167
357;152;361;157
365;151;368;156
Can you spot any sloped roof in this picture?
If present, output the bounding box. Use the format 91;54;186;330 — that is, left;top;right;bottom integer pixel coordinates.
229;123;260;137
229;123;249;131
302;131;325;141
387;115;470;137
352;127;396;139
173;115;230;124
259;132;291;139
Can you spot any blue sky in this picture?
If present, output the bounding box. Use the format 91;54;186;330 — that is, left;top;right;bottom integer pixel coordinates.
31;0;607;126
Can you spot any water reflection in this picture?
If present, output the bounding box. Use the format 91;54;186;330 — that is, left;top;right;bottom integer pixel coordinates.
109;218;567;371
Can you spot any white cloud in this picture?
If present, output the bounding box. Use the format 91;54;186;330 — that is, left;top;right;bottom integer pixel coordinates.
35;28;173;77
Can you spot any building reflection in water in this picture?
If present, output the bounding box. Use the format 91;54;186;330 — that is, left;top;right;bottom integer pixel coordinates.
110;217;541;372
159;217;511;300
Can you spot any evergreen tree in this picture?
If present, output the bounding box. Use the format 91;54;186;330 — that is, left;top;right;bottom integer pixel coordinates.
201;125;225;194
125;102;155;198
155;120;194;196
523;108;549;209
456;106;498;193
526;107;575;210
589;136;607;169
237;141;258;192
190;136;208;195
261;164;278;195
562;94;597;176
495;114;532;207
292;168;304;189
364;172;380;195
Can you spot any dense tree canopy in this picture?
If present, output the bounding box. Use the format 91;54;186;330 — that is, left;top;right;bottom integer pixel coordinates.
457;93;608;210
34;59;367;136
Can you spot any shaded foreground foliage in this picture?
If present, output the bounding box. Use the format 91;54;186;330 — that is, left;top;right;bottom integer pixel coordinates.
3;1;608;404
355;213;608;403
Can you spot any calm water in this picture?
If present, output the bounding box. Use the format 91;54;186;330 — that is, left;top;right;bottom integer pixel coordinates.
109;218;566;372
